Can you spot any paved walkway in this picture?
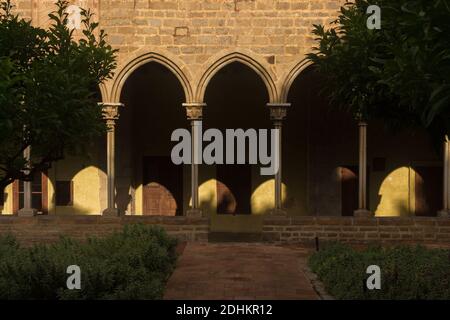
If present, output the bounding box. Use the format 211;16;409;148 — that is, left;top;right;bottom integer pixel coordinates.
164;243;319;300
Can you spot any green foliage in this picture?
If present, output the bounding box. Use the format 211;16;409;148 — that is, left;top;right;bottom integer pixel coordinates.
0;224;178;300
309;243;450;299
307;0;450;143
307;1;394;122
0;0;117;190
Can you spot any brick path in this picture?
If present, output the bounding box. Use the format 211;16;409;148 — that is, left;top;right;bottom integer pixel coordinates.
164;243;319;300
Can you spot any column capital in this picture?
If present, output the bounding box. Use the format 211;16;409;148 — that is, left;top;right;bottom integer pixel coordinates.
267;103;290;121
100;103;123;131
183;103;206;121
358;121;368;127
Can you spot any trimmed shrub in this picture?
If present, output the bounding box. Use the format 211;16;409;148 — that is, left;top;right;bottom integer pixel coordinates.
0;224;178;300
309;243;450;300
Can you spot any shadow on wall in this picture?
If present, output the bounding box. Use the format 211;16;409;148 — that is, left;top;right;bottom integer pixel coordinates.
374;166;442;217
0;193;9;214
47;84;106;215
52;204;101;215
251;180;289;214
46;134;106;215
216;180;237;214
195;178;288;216
375;167;413;217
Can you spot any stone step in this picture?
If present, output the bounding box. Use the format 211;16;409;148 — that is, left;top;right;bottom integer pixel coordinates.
208;232;262;243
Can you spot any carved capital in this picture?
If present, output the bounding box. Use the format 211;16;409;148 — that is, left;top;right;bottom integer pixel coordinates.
100;103;123;131
267;103;290;121
183;103;206;121
358;121;368;127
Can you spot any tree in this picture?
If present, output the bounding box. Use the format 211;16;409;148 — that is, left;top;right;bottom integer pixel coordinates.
378;0;450;140
0;0;117;192
307;0;450;144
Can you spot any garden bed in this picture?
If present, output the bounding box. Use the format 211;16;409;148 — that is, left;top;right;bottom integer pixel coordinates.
0;224;178;299
308;243;450;299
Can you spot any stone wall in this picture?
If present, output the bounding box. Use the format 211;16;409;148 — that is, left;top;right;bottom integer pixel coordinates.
1;215;449;246
263;216;450;245
10;0;348;102
0;216;209;245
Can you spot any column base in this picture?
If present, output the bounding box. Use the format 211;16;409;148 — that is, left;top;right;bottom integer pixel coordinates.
102;208;120;216
437;210;450;217
354;209;373;218
186;209;203;218
17;208;37;217
270;208;287;216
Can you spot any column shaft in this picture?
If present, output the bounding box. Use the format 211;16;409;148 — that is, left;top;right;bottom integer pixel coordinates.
106;128;115;211
438;136;450;217
101;103;121;216
23;147;32;210
18;146;37;216
191;120;200;209
267;103;290;215
354;121;372;217
184;103;205;217
358;122;367;209
274;121;282;210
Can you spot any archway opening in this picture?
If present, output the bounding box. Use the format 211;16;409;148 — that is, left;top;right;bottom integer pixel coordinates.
202;61;271;216
286;65;442;217
118;62;187;215
286;65;357;216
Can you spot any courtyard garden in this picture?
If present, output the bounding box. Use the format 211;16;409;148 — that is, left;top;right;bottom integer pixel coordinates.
0;224;178;299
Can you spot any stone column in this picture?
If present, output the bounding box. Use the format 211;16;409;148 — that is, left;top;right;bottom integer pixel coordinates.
18;146;37;217
354;121;372;217
101;103;122;216
267;103;290;215
438;135;450;217
183;103;206;217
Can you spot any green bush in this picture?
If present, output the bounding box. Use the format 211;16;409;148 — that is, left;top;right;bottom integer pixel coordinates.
309;243;450;300
0;224;178;300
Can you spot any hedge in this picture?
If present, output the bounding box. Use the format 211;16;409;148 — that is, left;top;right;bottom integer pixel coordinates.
0;224;178;300
308;243;450;300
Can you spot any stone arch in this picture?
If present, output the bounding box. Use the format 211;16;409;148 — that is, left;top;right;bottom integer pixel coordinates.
280;58;314;103
98;83;108;102
110;50;194;103
196;50;278;103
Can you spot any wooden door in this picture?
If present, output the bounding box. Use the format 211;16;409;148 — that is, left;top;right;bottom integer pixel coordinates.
142;156;183;216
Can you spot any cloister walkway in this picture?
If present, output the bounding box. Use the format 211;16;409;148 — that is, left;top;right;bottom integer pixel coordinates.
164;242;319;300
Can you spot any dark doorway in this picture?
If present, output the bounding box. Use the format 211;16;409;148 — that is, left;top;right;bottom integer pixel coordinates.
286;66;358;216
0;188;4;208
142;156;183;216
204;62;270;216
414;166;442;216
216;164;252;215
119;62;186;214
341;166;358;216
340;166;370;216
